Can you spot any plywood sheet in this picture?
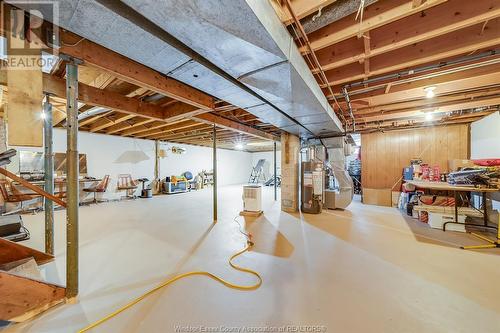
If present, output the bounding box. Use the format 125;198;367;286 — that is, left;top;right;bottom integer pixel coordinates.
0;238;53;266
6;56;43;147
362;188;392;207
0;271;65;322
361;125;469;190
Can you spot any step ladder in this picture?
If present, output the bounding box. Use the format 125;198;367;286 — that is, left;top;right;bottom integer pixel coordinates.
249;159;267;184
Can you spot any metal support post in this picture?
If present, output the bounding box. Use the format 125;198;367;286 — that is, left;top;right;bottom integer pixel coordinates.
274;141;277;201
65;59;80;300
43;95;54;255
213;124;217;223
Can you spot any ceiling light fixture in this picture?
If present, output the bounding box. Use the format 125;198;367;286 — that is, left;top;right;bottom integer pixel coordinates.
425;113;434;121
424;86;436;98
235;143;244;150
247;141;274;147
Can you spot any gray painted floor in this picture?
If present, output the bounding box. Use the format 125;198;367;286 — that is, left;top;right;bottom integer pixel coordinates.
5;185;500;332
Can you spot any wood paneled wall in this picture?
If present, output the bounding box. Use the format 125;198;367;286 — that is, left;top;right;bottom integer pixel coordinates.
361;124;470;190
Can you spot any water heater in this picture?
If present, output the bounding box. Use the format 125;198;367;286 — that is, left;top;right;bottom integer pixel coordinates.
301;146;325;214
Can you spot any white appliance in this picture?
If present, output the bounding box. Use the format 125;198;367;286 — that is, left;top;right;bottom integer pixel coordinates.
242;185;262;212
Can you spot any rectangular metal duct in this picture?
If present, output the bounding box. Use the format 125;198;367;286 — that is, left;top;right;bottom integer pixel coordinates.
15;0;344;137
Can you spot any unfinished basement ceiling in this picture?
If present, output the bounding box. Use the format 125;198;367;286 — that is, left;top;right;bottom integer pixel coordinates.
273;0;500;132
22;0;343;138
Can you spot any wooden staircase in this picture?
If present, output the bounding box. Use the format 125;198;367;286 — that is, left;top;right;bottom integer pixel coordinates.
0;238;66;322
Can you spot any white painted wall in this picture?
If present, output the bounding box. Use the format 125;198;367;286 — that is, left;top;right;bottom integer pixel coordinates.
8;128;253;200
158;140;253;186
251;150;281;181
471;112;500;159
470;112;500;209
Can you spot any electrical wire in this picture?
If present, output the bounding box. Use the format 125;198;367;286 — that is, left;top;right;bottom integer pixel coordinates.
78;216;261;332
60;37;86;47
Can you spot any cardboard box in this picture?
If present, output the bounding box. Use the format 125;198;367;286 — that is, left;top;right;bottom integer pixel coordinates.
363;188;392;207
448;159;476;172
391;191;401;208
428;212;466;232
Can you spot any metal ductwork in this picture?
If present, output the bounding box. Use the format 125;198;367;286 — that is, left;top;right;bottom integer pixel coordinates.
77;107;109;121
19;0;344;138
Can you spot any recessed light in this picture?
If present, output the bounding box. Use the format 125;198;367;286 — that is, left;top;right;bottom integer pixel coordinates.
235;143;244;150
424;86;436;98
425;113;433;121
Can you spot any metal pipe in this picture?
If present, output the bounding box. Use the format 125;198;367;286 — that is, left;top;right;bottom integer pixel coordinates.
154;140;160;180
65;59;80;300
343;49;500;91
274;141;277;201
342;87;355;132
94;0;315;137
43;95;54;255
153;140;160;195
213;124;217;223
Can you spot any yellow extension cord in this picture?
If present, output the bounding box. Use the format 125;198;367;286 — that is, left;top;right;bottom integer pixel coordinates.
78;240;262;332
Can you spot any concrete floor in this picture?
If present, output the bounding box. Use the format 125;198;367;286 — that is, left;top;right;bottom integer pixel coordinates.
5;185;500;333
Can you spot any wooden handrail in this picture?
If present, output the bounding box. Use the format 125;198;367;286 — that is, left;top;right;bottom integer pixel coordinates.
0;168;67;208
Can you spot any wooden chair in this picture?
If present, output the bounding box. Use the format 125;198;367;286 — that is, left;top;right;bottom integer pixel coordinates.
117;174;138;199
0;180;42;215
83;175;110;204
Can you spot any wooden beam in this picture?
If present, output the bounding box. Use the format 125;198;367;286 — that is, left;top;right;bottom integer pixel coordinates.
122;120;197;137
354;86;500;115
306;0;447;52
60;31;215;110
349;62;500;105
356;95;500;122
162;102;206;122
0;65;275;142
42;74;166;120
412;0;425;7
354;110;495;132
154;126;215;141
51;107;67;127
79;111;113;127
105;118;153;134
322;19;500;87
194;113;280;141
0;80;275;144
367;0;500;64
281;0;336;24
119;121;170;136
89;113;135;132
136;122;205;139
35;75;208;127
362;32;371;77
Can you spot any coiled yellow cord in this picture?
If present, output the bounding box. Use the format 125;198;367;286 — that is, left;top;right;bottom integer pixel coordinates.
78;241;262;332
